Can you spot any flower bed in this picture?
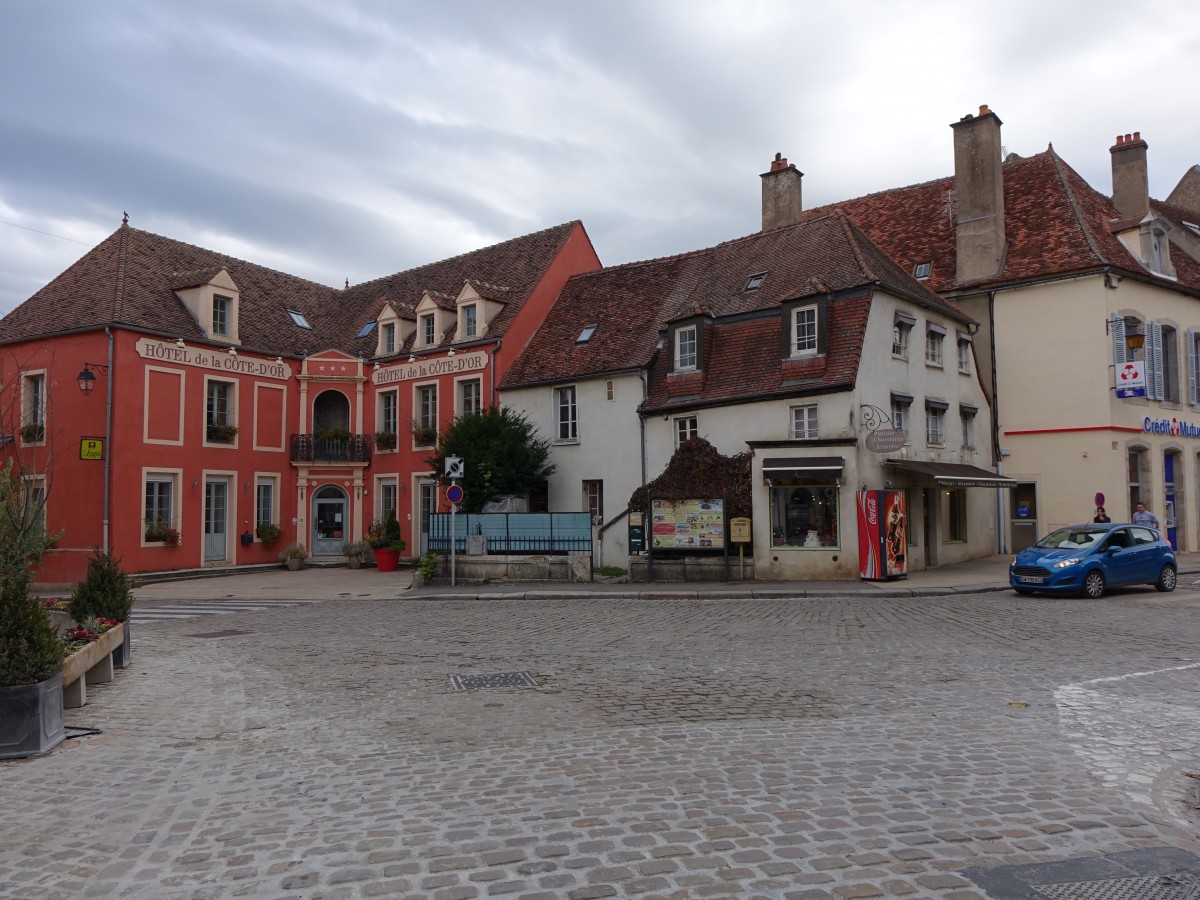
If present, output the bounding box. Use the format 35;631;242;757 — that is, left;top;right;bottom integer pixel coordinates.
60;621;126;709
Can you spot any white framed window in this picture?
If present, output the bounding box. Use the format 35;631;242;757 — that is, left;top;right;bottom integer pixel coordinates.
791;305;818;357
605;380;614;401
212;295;230;336
21;371;46;443
415;384;438;445
421;313;436;347
957;333;972;374
675;416;698;447
205;378;237;444
461;305;477;340
675;325;698;371
556;385;577;441
382;322;396;354
891;392;912;440
255;475;278;532
791;404;819;439
143;471;179;543
379;390;398;439
379;480;399;523
925;325;945;367
925;401;946;445
458;378;482;416
893;322;910;358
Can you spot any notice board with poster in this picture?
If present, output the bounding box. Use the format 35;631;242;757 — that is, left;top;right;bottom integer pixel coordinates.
650;498;725;549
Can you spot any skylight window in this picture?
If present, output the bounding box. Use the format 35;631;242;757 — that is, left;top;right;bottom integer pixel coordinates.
356;320;376;339
287;309;313;330
576;324;598;343
1184;221;1200;240
744;272;767;292
914;262;932;280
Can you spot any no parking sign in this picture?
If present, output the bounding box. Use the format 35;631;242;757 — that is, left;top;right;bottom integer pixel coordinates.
446;484;463;504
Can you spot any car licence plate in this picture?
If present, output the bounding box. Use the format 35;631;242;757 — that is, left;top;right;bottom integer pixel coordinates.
1018;575;1044;584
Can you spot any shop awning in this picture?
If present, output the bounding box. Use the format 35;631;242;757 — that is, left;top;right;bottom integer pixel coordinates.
762;456;844;475
884;459;1016;488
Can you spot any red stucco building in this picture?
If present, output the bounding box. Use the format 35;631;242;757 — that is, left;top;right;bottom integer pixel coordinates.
0;218;599;585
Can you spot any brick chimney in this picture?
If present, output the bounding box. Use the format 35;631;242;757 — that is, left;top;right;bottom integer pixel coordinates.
950;105;1006;282
761;152;803;230
1110;132;1150;218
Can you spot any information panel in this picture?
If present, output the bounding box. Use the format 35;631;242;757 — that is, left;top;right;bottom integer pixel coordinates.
651;498;724;549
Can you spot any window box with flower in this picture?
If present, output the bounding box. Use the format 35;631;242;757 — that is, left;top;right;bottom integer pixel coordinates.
144;521;180;545
374;430;397;451
255;523;282;547
206;422;238;443
20;423;44;443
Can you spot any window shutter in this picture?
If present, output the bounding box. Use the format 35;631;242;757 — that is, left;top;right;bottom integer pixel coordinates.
1110;316;1127;366
1146;321;1164;401
1188;328;1198;406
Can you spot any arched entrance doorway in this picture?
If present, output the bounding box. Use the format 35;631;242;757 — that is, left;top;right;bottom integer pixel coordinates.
311;485;348;557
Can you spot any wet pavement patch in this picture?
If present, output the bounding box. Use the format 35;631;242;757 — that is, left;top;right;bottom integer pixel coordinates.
448;672;538;691
963;846;1200;898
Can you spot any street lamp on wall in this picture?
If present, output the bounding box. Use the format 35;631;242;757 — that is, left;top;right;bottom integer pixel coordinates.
76;362;109;395
1106;316;1145;353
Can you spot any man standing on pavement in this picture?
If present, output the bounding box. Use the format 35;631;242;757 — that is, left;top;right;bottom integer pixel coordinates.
1132;502;1160;529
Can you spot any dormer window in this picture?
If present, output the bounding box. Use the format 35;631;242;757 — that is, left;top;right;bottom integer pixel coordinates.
462;305;477;340
421;313;437;347
287;309;312;330
212;295;231;336
675;324;698;371
382;322;396;354
790;305;818;357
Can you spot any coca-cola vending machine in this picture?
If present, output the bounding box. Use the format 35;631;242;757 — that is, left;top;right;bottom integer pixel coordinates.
857;490;907;580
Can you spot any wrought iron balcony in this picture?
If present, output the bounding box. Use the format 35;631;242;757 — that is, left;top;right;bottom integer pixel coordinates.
290;433;372;464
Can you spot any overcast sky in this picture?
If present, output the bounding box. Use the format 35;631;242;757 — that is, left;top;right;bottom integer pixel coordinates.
2;1;1199;317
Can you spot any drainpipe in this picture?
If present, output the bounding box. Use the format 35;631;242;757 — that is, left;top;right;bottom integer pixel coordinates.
488;339;502;406
103;326;114;549
639;369;651;582
986;291;1007;556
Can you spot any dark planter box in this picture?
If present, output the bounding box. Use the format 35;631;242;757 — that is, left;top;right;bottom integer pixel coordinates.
0;672;65;760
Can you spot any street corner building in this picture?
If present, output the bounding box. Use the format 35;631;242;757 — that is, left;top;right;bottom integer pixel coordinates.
0;217;600;586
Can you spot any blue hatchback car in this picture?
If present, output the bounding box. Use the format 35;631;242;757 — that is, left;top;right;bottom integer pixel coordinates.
1009;523;1177;598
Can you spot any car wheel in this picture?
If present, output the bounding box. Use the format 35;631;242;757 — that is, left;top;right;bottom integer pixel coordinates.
1082;570;1105;599
1155;564;1177;592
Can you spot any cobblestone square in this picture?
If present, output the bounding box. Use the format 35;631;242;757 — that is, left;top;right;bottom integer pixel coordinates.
3;588;1198;898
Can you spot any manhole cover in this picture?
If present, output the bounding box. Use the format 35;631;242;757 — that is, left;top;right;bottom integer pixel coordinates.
1035;873;1200;899
449;672;538;692
186;629;253;639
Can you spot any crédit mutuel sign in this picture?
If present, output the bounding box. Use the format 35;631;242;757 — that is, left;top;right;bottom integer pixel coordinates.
373;350;489;386
136;338;289;380
1144;416;1200;438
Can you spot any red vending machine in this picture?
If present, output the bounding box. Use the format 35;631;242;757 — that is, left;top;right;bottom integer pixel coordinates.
857;490;907;580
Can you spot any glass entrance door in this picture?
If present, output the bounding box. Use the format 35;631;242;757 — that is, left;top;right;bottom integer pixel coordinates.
204;480;228;562
312;486;347;557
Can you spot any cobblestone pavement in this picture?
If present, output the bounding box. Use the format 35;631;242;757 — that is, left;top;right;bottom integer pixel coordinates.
3;588;1199;899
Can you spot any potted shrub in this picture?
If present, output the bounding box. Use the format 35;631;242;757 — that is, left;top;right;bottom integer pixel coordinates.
0;571;68;759
374;430;397;451
69;548;134;668
280;542;308;571
20;423;44;443
369;511;404;572
342;540;369;569
319;426;351;442
256;523;282;548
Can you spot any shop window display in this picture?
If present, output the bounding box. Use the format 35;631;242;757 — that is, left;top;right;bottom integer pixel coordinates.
770;484;839;548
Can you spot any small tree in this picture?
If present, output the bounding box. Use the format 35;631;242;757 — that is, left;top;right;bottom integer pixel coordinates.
0;571;65;687
69;548;134;623
427;406;555;513
628;437;752;518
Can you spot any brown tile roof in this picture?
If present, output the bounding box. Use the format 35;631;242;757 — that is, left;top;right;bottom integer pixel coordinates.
805;147;1200;293
502;211;967;390
0;221;584;357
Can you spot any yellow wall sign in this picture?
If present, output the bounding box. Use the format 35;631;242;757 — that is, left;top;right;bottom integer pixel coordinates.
80;438;105;460
729;517;752;543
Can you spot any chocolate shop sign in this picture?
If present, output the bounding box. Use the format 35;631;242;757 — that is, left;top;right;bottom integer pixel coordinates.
373;350;489;386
